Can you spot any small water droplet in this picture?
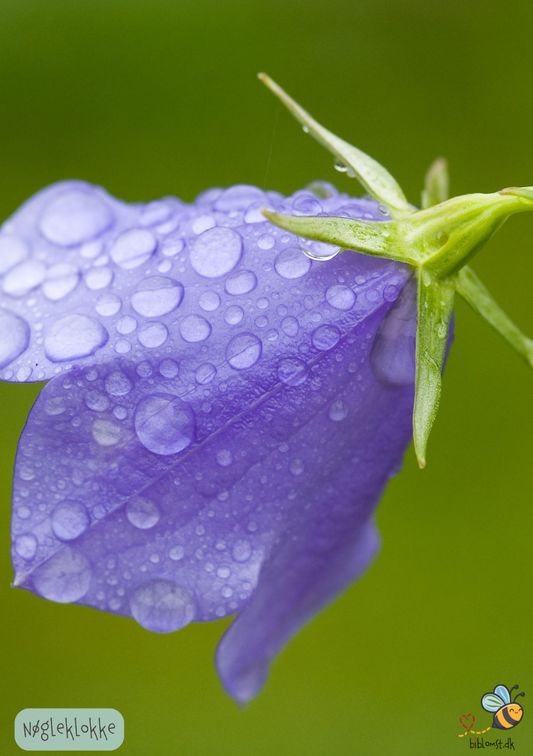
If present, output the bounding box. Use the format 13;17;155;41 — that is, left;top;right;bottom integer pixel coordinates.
126;496;161;529
329;400;348;421
134;393;196;455
51;500;90;541
195;363;216;384
130;579;196;632
44;397;66;415
192;215;216;234
180;314;211;343
14;533;37;561
169;545;184;561
0;236;29;275
277;357;309;386
131;276;184;317
159;358;179;378
104;370;133;396
199;290;220;312
84;390;110;412
232;539;251;562
3;259;46;296
325;284;356;311
92;419;122;446
292;195;322;215
110;229;157;269
32;546;92;603
0;311;30;368
289;458;304;475
95;292;121;317
116;315;137;335
44;314;109;362
281;316;299;338
216;449;233;467
190;227;242;278
274;247;312;279
84;266;113;290
312;324;341;351
217;566;231;579
226;332;262;370
257;233;275;250
42;263;80;300
137;321;168;348
224;269;257;295
224;305;244;325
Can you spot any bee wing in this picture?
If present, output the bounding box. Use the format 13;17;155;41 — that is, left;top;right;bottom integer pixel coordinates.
494;685;511;704
482;693;505;712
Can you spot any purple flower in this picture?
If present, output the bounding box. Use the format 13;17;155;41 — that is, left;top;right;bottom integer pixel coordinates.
4;178;415;703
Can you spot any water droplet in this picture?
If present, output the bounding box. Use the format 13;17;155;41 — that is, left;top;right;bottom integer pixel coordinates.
257;233;275;250
85;266;113;290
137;321;168;348
216;449;233;467
14;533;37;561
195;363;216;384
277;357;309;386
113;406;127;420
51;501;90;541
312;324;341;351
159;358;179;378
110;229;157;269
131;276;184;317
217;566;231;579
169;545;184;561
370;278;417;386
130;579;196;632
41;263;80;301
3;259;46;296
226;333;262;370
215;184;265;212
104;370;133;396
44;397;66;415
224;305;244;325
180;314;211;343
39;190;113;246
325;284;356;310
232;539;251;562
329;400;348;421
92;419;122;446
292;195;322;215
289;458;304;475
137;361;152;378
301;239;341;260
199;290;220;312
244;201;270;223
281;316;299;338
274;247;311;279
140;201;172;226
32;546;92;603
224;269;257;295
0;236;29;275
192;215;216;234
116;315;137;335
95;292;121;317
44;314;109;362
126;496;161;529
257;297;269;309
162;239;184;257
134;393;196;455
115;339;131;354
84;390;109;412
0;311;30;368
190;227;242;278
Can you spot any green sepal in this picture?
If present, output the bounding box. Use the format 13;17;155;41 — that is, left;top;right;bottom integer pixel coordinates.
422;158;449;209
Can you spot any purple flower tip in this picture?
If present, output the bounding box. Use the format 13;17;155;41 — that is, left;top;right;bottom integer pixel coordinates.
3;179;420;702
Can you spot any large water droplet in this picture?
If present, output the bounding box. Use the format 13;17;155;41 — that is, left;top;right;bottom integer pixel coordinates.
130;579;196;633
137;321;168;348
0;311;30;368
134;393;196;455
95;292;121;317
232;539;251;562
44;314;109;362
199;290;220;312
104;370;133;396
180;314;211;343
226;333;262;370
14;533;37;561
0;236;29;275
325;284;356;311
131;276;184;317
277;357;309;386
274;247;311;279
51;501;90;541
85;266;113;291
39;190;113;246
32;547;92;603
110;229;157;269
214;184;264;212
224;270;257;295
126;496;161;529
312;324;341;351
190;227;242;278
3;259;46;296
43;263;80;300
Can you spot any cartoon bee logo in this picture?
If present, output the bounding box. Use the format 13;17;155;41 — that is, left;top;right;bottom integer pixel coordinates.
481;684;525;730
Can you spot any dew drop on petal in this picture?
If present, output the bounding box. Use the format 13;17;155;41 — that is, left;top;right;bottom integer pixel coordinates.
274;247;312;279
84;266;113;291
292;195;322;215
325;284;356;311
289;458;304;476
199;290;220;312
329;400;348;421
104;370;133;396
51;501;90;541
44;314;109;362
39;190;113;246
92;419;122;446
159;358;179;378
312;324;341;351
169;545;184;561
130;579;196;632
131;277;184;317
126;496;161;529
137;321;168;348
3;260;46;296
0;236;29;275
216;449;233;467
95;292;121;317
224;305;243;325
277;357;309;386
180;314;211;343
32;547;92;603
232;539;252;562
224;270;257;295
281;316;299;338
0;311;30;368
14;533;37;561
43;263;80;300
192;215;216;234
226;333;262;370
110;229;157;269
84;390;109;412
190;227;242;278
134;393;196;455
195;363;216;384
116;315;137;335
257;233;275;250
214;185;265;212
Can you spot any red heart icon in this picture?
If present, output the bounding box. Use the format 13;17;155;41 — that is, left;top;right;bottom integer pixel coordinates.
460;714;475;731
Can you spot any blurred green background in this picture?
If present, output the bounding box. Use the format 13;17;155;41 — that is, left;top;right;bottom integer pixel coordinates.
1;0;532;753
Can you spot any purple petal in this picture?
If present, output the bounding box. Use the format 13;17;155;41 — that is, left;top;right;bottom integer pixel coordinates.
6;180;418;702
